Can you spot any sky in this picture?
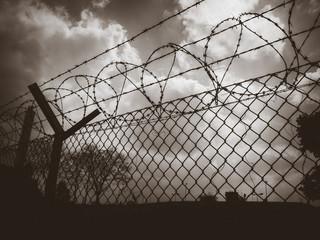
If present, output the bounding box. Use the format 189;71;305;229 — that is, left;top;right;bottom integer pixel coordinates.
0;0;319;106
0;0;320;203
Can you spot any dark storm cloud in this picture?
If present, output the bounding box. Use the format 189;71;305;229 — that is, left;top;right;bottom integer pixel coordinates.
94;0;178;33
39;0;180;34
255;0;320;62
40;0;184;59
96;0;184;53
290;0;320;61
96;0;184;60
0;0;183;106
0;0;44;105
40;0;93;20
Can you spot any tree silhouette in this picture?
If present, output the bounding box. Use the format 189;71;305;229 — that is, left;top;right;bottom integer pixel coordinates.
55;181;71;203
299;165;320;202
198;192;217;202
296;110;320;158
69;144;131;205
61;151;87;203
27;136;53;191
297;110;320;202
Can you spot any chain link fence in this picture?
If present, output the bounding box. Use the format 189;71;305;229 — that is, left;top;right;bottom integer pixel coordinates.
6;70;316;205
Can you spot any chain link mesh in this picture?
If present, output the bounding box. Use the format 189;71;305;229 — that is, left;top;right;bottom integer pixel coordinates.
48;71;317;204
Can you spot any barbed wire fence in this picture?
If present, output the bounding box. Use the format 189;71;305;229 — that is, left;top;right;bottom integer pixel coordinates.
0;0;319;204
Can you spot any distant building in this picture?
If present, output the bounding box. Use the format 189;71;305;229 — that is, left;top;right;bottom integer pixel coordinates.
225;191;245;202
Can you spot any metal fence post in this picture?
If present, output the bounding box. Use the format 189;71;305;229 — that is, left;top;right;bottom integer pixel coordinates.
46;135;64;201
28;83;100;202
28;83;64;202
14;106;35;168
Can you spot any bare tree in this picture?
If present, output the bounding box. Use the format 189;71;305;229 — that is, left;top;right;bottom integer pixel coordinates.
69;144;131;205
55;180;71;203
27;136;53;191
60;151;87;203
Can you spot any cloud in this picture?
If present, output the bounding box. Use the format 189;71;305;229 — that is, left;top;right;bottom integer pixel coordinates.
178;0;259;40
40;0;93;20
177;0;290;82
289;68;320;110
296;0;320;15
0;0;142;123
92;0;111;9
0;1;44;104
18;3;140;81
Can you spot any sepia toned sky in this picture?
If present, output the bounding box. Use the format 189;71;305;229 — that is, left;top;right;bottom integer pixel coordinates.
0;0;319;106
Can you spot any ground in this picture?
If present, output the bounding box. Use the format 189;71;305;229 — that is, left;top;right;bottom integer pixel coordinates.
3;201;316;240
